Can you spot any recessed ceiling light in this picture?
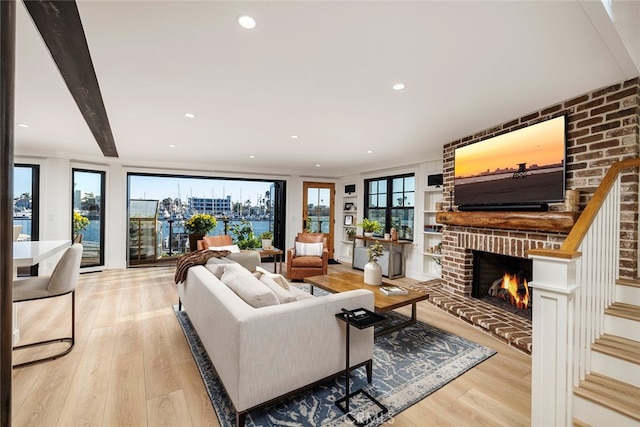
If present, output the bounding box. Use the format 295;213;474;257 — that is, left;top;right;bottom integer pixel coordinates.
184;113;196;118
392;83;405;91
290;135;299;139
238;15;256;30
367;150;374;154
169;144;176;148
315;164;321;167
17;123;29;128
249;155;256;159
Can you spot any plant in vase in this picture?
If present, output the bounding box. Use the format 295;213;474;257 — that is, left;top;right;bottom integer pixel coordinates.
72;211;90;243
357;218;382;237
184;213;217;251
259;230;273;249
364;241;384;286
345;228;356;241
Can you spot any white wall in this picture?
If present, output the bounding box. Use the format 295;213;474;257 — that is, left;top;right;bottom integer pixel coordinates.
16;154;443;279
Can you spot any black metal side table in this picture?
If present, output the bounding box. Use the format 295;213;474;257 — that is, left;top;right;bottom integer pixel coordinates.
335;308;388;426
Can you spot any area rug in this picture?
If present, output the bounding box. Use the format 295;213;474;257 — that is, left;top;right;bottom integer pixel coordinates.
174;307;496;427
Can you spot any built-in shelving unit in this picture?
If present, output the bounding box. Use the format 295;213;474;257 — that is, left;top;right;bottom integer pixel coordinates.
339;188;358;262
423;186;443;278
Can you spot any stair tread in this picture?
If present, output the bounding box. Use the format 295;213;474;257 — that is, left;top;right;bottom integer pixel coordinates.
592;334;640;364
617;278;640;288
606;302;640;321
575;373;640;421
573;418;591;427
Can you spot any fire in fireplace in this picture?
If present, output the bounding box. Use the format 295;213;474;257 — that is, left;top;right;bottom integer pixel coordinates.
472;251;532;319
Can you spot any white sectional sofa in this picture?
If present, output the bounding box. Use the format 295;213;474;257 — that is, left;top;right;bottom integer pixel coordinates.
177;258;375;426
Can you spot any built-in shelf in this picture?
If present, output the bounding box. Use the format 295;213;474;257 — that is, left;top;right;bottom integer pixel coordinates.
436;211;579;233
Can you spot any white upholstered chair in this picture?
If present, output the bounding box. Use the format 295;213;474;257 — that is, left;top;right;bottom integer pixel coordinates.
12;243;83;368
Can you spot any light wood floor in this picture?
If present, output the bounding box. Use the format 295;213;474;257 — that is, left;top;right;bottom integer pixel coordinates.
11;262;531;426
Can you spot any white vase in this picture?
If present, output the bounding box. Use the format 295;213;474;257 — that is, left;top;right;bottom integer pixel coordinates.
261;239;272;249
364;261;382;286
364;232;374;237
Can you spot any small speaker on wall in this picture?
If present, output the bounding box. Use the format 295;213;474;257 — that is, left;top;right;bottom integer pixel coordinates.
427;173;443;187
344;184;356;194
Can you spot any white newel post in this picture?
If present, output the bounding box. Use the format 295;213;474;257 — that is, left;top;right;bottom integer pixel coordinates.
528;254;579;427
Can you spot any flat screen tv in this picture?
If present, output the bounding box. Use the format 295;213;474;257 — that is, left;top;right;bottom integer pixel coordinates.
454;115;566;210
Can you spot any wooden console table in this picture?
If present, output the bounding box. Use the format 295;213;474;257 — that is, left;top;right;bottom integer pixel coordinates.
351;236;412;279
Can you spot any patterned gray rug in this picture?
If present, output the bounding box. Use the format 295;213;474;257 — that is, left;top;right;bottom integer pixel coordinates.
174;306;496;426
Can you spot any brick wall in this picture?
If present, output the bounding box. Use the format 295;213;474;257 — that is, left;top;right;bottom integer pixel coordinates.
441;78;640;294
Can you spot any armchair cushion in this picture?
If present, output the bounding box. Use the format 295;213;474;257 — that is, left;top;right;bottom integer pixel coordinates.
294;242;323;257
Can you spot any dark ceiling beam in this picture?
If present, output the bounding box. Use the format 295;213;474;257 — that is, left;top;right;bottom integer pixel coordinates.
23;0;118;157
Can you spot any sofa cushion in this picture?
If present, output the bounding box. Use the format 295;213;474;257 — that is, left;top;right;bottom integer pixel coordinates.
220;264;279;308
295;242;323;257
209;244;241;253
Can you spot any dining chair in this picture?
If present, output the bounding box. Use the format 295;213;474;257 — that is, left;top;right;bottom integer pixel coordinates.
12;243;83;368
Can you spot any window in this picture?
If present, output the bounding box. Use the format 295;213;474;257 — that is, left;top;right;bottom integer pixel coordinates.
72;169;106;267
14;164;40;275
364;173;415;240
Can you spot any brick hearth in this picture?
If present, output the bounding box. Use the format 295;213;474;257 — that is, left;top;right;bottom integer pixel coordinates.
414;279;532;354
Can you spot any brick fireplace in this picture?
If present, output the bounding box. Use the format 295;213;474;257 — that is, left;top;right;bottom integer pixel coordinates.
427;77;639;354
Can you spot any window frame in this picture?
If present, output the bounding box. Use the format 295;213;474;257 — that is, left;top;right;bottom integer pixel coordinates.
364;172;415;241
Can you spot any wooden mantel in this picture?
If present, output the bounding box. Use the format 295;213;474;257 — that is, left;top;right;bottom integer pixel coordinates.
436;211;579;233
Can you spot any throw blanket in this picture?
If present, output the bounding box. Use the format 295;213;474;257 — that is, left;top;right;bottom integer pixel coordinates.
174;249;231;284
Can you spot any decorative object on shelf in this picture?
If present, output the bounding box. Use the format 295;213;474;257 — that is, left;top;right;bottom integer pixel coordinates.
259;231;273;249
185;213;218;251
344;215;353;226
390;227;398;241
364;241;384;286
344;202;354;211
358;218;382;237
72;210;90;243
345;228;356;241
435;201;445;211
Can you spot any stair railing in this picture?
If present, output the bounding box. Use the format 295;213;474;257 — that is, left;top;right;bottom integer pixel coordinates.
527;157;640;427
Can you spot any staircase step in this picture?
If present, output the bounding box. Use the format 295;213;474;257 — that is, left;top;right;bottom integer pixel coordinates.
617;279;640;306
574;373;640;422
592;334;640;365
605;303;640;341
573;418;591;427
617;278;640;288
592;334;640;387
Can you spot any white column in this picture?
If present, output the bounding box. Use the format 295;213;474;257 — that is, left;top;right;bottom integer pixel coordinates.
528;254;579;427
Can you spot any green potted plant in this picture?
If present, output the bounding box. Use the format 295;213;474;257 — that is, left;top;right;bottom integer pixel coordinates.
345;228;356;241
260;230;273;249
358;218;383;237
72;211;90;243
184;213;217;251
230;220;261;249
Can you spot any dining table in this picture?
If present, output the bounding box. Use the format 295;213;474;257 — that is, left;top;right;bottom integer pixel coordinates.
12;240;71;344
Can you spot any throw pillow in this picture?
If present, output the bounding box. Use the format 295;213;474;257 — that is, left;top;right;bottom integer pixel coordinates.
220;264;279;308
259;274;297;304
295;241;323;257
208;244;241;254
255;266;290;290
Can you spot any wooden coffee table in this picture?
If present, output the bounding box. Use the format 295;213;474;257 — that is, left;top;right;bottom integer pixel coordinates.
304;272;429;337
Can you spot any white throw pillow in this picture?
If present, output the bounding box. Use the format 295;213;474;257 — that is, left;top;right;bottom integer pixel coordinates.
209;244;241;253
295;242;323;257
220;264;279;308
259;274;297;304
255;266;290;290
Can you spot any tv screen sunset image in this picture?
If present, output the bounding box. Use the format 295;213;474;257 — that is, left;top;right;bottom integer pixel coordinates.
454;116;565;206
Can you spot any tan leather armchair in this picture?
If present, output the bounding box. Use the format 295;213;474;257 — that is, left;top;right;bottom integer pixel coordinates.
286;233;328;281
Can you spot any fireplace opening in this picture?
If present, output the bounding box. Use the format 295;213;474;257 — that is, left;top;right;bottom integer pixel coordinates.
472;250;533;320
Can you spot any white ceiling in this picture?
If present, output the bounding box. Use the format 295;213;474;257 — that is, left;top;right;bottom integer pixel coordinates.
13;1;639;177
